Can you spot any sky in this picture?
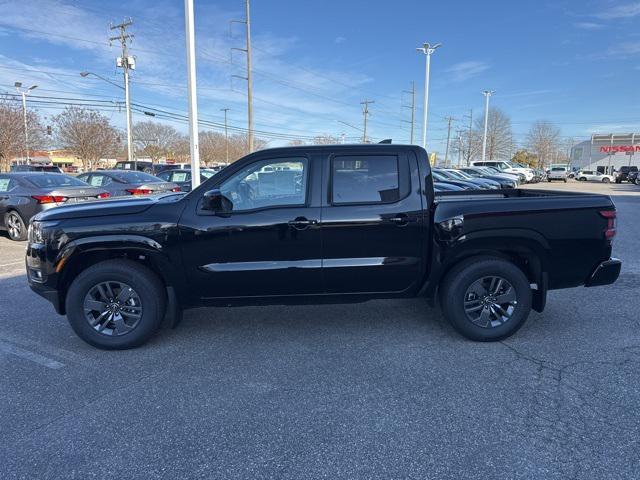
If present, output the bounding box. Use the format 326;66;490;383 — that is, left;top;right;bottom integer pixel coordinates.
0;0;639;155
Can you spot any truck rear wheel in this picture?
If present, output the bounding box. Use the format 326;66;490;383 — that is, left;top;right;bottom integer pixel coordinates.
66;259;166;349
440;257;532;341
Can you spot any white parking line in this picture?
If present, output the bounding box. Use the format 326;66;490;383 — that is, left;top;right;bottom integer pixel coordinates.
0;260;25;268
0;340;65;369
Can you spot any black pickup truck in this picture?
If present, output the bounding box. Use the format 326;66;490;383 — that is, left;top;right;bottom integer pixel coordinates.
25;145;621;349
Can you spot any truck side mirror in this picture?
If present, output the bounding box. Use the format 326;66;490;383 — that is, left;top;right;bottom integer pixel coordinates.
202;189;232;213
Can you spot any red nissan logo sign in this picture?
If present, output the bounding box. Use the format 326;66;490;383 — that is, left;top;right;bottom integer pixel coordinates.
600;145;640;153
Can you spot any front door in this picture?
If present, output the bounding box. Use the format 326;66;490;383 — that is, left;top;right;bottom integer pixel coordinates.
178;153;322;299
320;149;426;294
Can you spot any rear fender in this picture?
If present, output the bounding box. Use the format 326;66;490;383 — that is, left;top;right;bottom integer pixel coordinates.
421;229;550;310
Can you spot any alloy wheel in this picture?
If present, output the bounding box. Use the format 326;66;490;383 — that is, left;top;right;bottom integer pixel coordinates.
7;213;22;240
83;281;143;336
463;276;517;328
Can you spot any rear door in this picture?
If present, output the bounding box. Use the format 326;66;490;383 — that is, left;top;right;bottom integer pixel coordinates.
0;175;16;220
320;148;426;294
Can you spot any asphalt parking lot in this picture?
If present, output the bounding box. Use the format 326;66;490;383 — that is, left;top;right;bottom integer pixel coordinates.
1;181;639;480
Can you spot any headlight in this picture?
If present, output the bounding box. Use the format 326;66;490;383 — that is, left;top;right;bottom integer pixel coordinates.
28;221;57;244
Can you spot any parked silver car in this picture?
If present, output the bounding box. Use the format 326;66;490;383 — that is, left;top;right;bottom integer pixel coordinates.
547;166;568;182
76;170;180;197
0;172;110;241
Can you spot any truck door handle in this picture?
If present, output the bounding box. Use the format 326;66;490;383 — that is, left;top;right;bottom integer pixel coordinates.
388;214;414;226
288;217;318;230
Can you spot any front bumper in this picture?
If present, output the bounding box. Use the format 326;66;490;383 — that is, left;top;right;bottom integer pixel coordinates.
585;258;622;287
28;281;64;314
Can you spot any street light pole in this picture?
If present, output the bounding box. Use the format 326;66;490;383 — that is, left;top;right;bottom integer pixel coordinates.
184;0;201;190
14;82;38;164
416;42;441;149
481;90;494;162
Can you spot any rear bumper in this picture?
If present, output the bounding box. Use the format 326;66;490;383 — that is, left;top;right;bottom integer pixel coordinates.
585;258;622;287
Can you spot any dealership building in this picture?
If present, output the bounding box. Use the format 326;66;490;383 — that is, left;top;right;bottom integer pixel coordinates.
570;134;640;174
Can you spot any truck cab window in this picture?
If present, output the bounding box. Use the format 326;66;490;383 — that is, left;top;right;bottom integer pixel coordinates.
219;157;308;212
331;155;400;204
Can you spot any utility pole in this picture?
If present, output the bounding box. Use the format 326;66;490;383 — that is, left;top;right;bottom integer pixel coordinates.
444;116;455;167
360;100;374;143
220;107;230;164
456;130;463;167
481;90;494;162
402;81;416;144
183;0;201;189
465;109;473;166
416;42;441;149
109;18;135;169
231;1;254;153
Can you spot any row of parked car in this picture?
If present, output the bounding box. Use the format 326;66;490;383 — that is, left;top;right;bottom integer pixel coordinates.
432;165;523;192
0;165;221;241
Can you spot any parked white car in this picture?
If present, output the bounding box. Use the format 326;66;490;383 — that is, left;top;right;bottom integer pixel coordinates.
547;166;568;182
576;170;615;183
471;160;535;182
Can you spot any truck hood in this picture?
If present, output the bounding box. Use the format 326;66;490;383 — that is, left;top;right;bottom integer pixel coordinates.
33;196;157;221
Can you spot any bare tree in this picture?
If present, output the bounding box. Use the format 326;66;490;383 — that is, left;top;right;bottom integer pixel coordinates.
0;96;45;171
199;131;226;166
287;139;306;146
133;121;181;164
526;120;561;169
471;107;513;161
53;107;120;171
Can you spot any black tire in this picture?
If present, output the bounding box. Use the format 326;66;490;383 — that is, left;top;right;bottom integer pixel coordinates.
66;259;166;349
579;177;586;181
602;177;610;183
440;257;532;342
547;178;552;182
563;179;567;183
5;210;27;241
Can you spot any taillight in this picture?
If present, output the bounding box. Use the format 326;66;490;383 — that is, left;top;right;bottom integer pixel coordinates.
97;192;111;199
600;210;617;242
126;188;153;195
32;195;68;204
171;187;181;192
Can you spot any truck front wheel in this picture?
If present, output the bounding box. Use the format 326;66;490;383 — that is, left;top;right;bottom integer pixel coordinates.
440;257;532;341
66;259;166;349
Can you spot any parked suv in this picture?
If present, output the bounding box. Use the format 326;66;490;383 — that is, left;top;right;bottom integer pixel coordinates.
547;166;568;182
614;166;638;183
576;170;615;183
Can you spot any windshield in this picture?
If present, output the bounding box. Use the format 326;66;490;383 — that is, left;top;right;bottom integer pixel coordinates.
111;171;163;183
24;174;88;188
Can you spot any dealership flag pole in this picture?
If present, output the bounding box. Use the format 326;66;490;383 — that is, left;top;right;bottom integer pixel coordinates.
184;0;201;190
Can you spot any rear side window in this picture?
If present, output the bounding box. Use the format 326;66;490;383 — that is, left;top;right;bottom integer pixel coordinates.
89;175;112;187
0;177;15;192
171;171;190;182
331;155;400;204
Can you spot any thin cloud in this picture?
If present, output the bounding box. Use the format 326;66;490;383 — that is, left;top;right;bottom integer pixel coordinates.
594;2;640;20
445;61;489;83
574;22;604;30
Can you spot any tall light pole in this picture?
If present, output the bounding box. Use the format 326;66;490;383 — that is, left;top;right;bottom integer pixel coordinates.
184;0;201;190
481;90;494;162
14;82;38;164
220;107;230;164
416;42;441;149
